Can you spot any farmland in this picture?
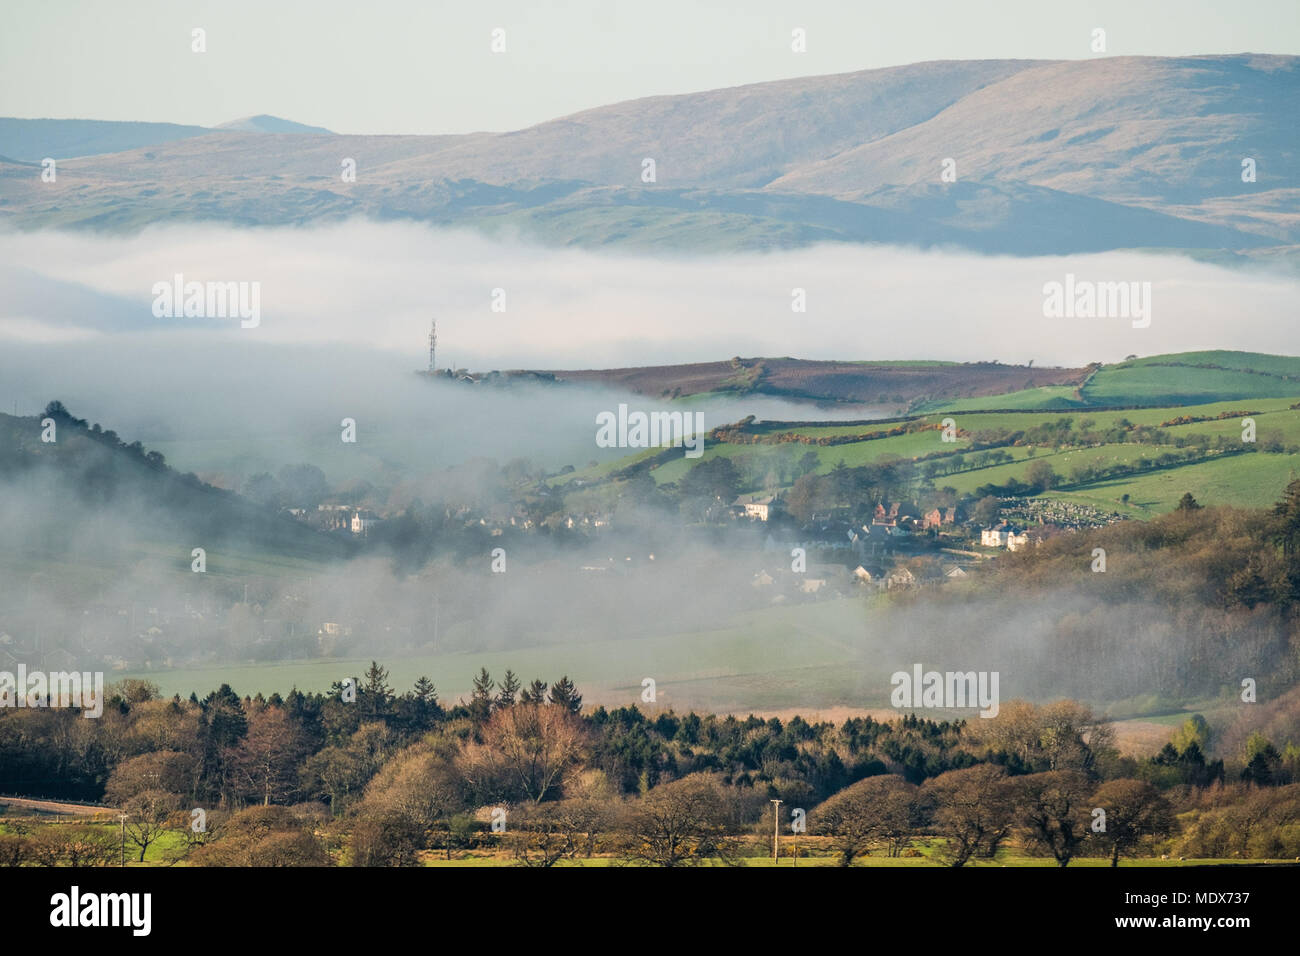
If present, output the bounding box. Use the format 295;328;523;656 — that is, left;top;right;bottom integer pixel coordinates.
574;385;1300;518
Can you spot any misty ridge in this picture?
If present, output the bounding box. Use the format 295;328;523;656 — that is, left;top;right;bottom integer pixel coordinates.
0;401;815;677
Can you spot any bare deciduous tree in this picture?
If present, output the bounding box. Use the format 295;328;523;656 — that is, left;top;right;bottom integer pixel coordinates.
923;764;1016;866
619;773;740;867
1014;770;1093;867
813;774;920;866
458;703;587;804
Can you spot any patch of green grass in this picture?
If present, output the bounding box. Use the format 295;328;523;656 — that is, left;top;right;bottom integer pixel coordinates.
918;385;1088;413
126;598;886;706
1040;451;1300;515
1084;356;1300;406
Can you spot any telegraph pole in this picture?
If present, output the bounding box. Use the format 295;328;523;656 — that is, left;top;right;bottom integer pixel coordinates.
770;798;783;862
118;812;128;867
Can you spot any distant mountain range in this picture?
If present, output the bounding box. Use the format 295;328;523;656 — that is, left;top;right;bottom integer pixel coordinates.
214;115;334;135
0;114;333;162
1;55;1295;256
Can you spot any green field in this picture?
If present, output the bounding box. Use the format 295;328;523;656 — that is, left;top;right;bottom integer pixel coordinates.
920;385;1088;412
583;391;1300;515
3;814;1274;866
126;598;890;708
1082;352;1300;406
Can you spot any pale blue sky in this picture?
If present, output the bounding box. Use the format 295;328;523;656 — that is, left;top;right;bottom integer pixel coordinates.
2;0;1296;134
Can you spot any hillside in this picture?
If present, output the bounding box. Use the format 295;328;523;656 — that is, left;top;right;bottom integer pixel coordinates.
531;351;1300;413
0;117;211;162
0;114;331;162
214;115;334;135
1;55;1294;254
0;405;351;579
546;357;1091;406
570;385;1300;519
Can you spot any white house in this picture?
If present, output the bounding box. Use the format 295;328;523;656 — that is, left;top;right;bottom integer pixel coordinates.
1006;528;1031;551
886;567;917;590
980;526;1010;548
733;494;776;521
853;565;885;587
351;510;382;535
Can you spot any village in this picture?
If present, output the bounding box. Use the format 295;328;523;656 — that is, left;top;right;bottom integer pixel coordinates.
2;487;1124;676
304;484;1124;605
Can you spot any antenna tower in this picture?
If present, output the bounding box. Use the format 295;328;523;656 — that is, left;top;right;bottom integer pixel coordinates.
427;319;437;373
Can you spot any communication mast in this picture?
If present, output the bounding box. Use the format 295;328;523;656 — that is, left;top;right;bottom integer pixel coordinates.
427;319;437;373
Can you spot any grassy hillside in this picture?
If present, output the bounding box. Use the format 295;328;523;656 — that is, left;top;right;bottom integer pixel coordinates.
1083;352;1300;406
574;389;1300;517
126;597;879;710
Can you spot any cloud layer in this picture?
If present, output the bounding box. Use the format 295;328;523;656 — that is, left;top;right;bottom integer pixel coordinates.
2;221;1296;370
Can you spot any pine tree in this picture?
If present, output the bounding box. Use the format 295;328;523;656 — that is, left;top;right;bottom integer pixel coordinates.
1273;478;1300;557
199;684;247;805
549;675;582;714
520;679;549;704
412;676;437;705
361;661;393;721
470;668;494;722
405;676;441;730
495;670;521;709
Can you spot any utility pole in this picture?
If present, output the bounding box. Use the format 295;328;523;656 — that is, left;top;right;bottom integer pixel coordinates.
118;812;128;867
770;798;783;863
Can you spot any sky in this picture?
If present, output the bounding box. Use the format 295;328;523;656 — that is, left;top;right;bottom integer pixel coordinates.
1;0;1297;134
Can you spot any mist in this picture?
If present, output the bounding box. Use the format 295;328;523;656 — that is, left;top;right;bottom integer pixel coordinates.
2;220;1296;710
2;220;1297;370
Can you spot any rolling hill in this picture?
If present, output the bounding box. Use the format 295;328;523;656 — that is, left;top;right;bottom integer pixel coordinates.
530;351;1300;413
0;406;351;578
562;354;1300;519
545;356;1092;406
0;114;334;162
1;55;1294;254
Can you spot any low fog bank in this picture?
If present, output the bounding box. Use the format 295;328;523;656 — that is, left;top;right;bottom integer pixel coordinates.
2;220;1297;369
0;450;783;674
867;590;1285;708
0;338;885;487
3;443;1284;714
2;220;1296;713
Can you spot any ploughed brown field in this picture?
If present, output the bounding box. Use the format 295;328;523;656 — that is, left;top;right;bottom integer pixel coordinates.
543;357;1092;405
